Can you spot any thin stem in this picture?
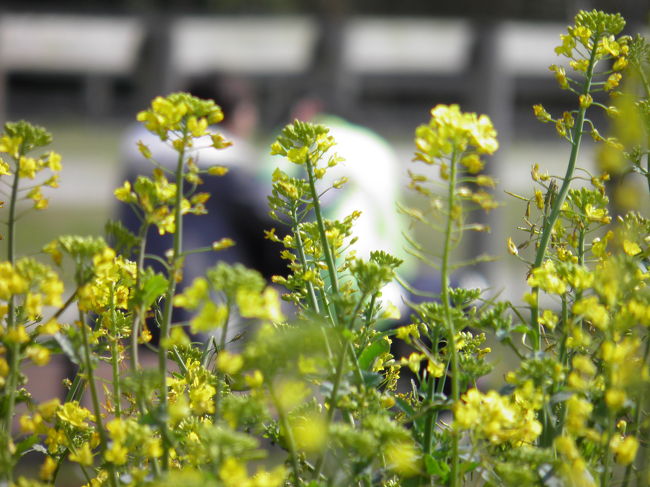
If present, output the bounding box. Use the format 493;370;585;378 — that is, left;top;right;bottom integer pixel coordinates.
130;224;149;373
622;335;650;487
158;128;187;471
78;311;118;487
424;150;460;487
304;155;340;319
109;295;122;418
313;336;349;479
269;383;302;487
1;154;21;484
291;209;320;315
530;38;600;350
213;302;231;421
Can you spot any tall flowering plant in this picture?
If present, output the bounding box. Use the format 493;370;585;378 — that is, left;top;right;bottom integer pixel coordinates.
0;9;648;487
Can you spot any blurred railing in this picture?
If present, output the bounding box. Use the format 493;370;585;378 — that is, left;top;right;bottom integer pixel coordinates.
0;13;577;123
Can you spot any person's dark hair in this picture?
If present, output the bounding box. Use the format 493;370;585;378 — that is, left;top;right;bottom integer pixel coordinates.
187;75;255;121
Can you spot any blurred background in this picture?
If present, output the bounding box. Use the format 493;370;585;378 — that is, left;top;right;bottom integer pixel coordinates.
3;5;650;478
0;0;648;298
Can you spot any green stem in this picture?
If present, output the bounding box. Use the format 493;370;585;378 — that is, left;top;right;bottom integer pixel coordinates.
79;311;118;487
269;383;302;487
530;39;599;350
304;155;339;313
213;302;231;421
425;151;460;487
130;224;149;373
158;129;187;471
601;409;615;487
313;337;348;479
291;209;320;315
2;153;21;484
109;301;122;419
622;336;650;487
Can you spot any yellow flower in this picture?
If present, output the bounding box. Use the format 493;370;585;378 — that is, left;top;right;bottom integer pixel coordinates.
573;296;609;330
565;395;593;435
460;153;484;173
216;350;244;375
106;418;128;444
290;413;327;452
245;370;264;389
605;389;626;410
384;440;421;477
622;239;641;256
550;65;569;90
427;359;445;378
539;309;558;330
189;301;228;333
39;456;57;481
24;292;43;320
506;237;519;256
579;94;593;109
57;401;93;429
114;181;135;203
6;324;30;344
18;156;39;179
145;438;163;458
69;443;94;466
220;458;248;487
611;435;639;465
37;319;60;336
104;442;128;465
533;104;552;122
38;399;61;421
249;466;287;487
273;379;309;411
528;261;566;295
604;73;622;91
400;353;423;374
212;237;235;251
189;382;216;415
0;158;11;176
26;345;50;366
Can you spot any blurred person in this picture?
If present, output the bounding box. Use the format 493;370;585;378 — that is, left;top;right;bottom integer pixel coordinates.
116;76;284;340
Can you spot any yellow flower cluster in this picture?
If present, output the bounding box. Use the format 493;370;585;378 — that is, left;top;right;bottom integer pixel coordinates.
219;458;286;487
77;247;136;314
414;104;498;163
136;92;224;142
0;258;63;320
454;388;542;446
0;122;62;210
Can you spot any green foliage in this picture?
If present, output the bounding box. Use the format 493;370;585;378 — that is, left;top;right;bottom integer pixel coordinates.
0;9;649;487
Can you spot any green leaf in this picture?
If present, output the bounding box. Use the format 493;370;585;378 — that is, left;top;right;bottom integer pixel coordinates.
460;460;480;475
14;435;40;457
54;332;81;366
138;272;169;309
424;454;450;480
360;370;382;387
357;337;390;370
394;396;416;418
